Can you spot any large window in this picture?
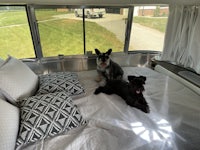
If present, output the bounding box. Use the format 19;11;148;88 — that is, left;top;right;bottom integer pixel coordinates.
0;5;169;59
85;7;128;54
35;8;84;57
0;6;35;59
129;5;169;52
35;7;128;56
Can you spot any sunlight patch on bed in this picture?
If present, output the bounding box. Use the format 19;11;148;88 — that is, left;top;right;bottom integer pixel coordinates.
130;119;173;143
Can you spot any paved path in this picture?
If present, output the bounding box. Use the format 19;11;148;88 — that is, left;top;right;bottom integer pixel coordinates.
131;23;164;51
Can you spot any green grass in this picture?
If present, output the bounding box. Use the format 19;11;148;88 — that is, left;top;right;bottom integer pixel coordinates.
0;26;35;58
38;19;123;57
85;22;123;53
0;11;28;26
133;16;168;33
0;11;35;59
39;19;84;56
0;10;123;59
35;9;68;20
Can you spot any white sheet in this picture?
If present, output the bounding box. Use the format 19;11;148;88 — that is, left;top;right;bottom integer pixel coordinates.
21;67;200;150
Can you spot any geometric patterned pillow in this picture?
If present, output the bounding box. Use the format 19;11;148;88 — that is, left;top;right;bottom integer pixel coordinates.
36;72;85;98
16;92;87;149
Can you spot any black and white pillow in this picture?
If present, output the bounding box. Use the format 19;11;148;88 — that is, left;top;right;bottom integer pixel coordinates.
36;72;85;98
16;92;87;148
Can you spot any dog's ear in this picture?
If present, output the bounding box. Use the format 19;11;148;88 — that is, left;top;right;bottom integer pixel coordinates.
128;76;146;84
106;49;112;55
139;76;146;82
95;49;101;55
128;75;136;82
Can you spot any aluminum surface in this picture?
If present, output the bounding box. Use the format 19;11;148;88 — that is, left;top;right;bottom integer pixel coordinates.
25;52;159;74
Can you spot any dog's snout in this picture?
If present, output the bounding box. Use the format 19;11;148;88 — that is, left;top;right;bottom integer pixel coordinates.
141;87;145;92
101;57;106;62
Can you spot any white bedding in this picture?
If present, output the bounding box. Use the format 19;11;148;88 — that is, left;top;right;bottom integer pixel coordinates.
21;67;200;150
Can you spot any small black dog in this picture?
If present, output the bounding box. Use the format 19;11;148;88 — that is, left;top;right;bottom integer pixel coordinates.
95;48;124;82
94;75;150;113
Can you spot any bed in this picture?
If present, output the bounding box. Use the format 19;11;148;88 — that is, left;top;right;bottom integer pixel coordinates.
0;56;200;150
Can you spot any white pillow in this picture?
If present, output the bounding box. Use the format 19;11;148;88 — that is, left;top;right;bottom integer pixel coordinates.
0;56;38;104
0;99;20;150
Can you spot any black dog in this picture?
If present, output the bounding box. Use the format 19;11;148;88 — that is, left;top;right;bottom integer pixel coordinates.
94;75;150;113
95;48;124;82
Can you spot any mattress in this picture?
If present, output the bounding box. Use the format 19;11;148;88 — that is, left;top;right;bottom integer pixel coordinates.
21;67;200;150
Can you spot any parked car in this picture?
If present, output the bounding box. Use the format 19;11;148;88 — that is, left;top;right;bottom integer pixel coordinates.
74;8;106;18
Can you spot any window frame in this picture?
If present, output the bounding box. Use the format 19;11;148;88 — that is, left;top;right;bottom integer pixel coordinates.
28;5;132;58
0;4;36;59
0;4;168;59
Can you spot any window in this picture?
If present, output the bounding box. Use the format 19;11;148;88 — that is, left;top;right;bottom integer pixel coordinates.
0;6;35;59
129;5;169;52
35;7;128;57
35;8;84;57
0;5;168;59
85;7;128;54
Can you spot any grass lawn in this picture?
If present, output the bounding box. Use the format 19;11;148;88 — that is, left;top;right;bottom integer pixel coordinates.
133;16;168;33
0;11;35;59
0;10;123;59
38;18;123;57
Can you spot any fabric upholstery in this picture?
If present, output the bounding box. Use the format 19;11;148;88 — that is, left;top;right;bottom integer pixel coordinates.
16;92;87;148
36;72;85;97
0;56;38;104
0;99;20;150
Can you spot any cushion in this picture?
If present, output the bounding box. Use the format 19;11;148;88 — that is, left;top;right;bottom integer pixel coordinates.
16;91;87;148
0;56;38;104
0;98;20;150
36;72;85;98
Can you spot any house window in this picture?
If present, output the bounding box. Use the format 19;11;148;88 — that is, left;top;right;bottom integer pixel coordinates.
0;6;35;59
129;5;169;52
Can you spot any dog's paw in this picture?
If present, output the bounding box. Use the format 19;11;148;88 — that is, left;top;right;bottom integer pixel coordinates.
142;105;150;113
95;76;102;82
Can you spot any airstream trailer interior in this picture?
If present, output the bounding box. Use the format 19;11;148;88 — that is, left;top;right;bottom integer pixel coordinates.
0;0;200;150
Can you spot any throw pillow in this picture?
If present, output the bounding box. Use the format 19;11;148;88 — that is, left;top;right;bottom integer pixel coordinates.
0;56;38;104
16;92;87;148
0;99;20;150
36;72;85;97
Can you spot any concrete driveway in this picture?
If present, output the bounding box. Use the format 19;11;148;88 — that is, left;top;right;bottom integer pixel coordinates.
131;23;165;51
54;13;165;51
